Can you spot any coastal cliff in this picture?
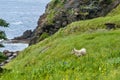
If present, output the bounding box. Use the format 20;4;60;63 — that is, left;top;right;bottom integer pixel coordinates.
29;0;120;45
1;0;120;79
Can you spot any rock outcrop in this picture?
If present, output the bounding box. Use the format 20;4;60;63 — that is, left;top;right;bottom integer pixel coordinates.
0;50;19;67
13;30;32;42
28;0;120;45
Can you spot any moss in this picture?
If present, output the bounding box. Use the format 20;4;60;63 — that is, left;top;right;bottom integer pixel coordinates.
46;10;56;25
45;0;65;25
107;4;120;16
38;32;49;41
46;0;65;12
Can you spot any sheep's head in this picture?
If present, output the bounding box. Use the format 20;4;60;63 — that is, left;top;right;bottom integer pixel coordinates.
71;48;76;54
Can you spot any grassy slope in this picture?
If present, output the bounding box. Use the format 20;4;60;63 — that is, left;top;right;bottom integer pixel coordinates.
1;5;120;80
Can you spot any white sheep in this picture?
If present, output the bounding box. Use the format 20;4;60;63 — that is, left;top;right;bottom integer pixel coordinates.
72;48;87;57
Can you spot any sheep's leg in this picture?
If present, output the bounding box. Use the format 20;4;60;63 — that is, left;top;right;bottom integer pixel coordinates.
75;53;82;57
71;50;75;54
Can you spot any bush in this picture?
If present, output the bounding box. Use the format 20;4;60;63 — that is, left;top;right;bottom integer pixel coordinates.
0;19;9;27
39;32;49;40
0;19;9;40
0;31;7;40
0;19;9;48
0;52;7;63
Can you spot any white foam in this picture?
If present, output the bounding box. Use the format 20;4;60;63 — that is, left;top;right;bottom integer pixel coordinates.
11;21;23;25
0;43;28;52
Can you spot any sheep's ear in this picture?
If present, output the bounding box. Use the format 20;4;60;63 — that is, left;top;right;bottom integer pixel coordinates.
74;48;76;51
71;50;74;54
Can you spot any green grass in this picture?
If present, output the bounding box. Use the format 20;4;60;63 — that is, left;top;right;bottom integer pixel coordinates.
107;4;120;16
1;30;120;80
0;3;120;80
45;0;65;25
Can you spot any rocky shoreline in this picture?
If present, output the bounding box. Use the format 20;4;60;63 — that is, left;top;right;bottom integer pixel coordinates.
0;39;30;44
0;39;29;67
12;30;32;43
0;50;19;67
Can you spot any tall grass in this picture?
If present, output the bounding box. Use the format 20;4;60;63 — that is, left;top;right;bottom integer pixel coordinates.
1;30;120;80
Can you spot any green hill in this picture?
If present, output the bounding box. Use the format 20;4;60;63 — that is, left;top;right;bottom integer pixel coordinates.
0;3;120;80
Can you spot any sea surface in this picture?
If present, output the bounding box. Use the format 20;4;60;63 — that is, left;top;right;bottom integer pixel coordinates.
0;0;50;52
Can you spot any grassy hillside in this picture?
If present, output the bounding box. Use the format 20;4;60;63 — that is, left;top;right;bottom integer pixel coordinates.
0;4;120;80
107;4;120;16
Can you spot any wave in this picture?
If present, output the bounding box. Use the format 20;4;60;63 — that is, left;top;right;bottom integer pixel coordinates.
0;43;28;52
11;21;23;25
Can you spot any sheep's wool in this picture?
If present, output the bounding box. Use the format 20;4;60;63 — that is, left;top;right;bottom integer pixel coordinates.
73;48;86;56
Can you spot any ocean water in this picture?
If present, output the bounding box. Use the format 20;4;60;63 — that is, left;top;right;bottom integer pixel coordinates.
0;0;50;39
0;0;50;51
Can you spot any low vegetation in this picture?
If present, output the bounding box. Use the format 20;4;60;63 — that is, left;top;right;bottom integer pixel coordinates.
0;19;9;63
0;3;120;80
0;19;9;27
45;0;65;25
0;52;6;63
0;19;9;40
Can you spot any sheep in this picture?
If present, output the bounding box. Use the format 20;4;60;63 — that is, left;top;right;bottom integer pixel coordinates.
72;48;87;57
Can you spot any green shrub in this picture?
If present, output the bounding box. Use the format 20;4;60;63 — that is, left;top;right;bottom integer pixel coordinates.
38;32;49;41
0;19;9;40
0;19;9;27
0;31;7;40
0;52;7;63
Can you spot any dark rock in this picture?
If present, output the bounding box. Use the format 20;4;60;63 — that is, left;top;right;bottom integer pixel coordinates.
14;30;32;40
3;50;13;57
22;30;32;39
3;50;19;57
8;56;15;60
12;53;17;57
4;60;9;63
105;23;116;30
29;0;120;45
3;50;9;54
0;62;4;66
